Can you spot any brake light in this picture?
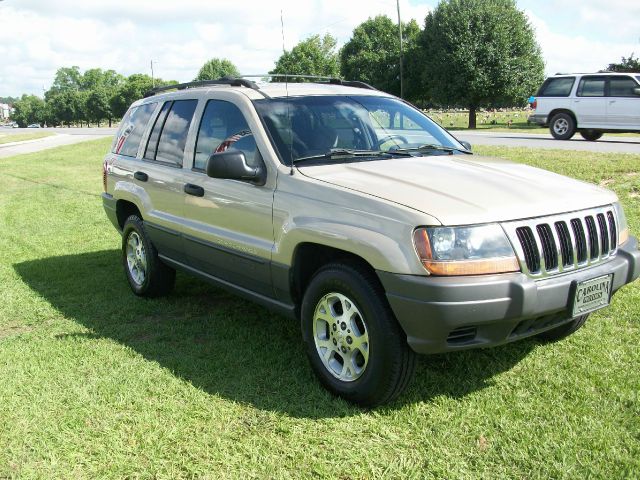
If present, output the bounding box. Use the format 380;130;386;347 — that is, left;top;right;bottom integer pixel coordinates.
532;99;537;110
102;158;108;192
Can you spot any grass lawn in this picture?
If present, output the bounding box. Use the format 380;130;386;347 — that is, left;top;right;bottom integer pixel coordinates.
426;110;640;138
0;138;639;478
0;131;55;145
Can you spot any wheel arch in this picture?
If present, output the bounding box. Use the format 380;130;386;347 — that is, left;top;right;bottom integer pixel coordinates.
116;199;143;230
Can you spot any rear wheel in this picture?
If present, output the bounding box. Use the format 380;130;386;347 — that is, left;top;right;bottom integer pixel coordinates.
122;215;175;297
301;262;415;407
549;113;576;140
536;314;589;342
580;129;603;141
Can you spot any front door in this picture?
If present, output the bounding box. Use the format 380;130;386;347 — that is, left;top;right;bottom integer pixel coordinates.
181;99;275;298
607;76;640;129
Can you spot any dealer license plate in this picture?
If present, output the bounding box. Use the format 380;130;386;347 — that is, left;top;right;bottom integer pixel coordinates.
572;274;613;317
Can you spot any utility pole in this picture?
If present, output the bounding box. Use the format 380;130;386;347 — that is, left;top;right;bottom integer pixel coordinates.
396;0;404;99
151;60;155;87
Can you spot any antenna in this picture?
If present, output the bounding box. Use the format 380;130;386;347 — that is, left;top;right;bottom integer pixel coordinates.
281;10;294;176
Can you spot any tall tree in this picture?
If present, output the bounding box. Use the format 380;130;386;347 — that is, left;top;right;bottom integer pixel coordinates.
49;66;82;94
11;94;46;127
194;58;240;81
418;0;544;128
605;54;640;73
109;74;176;119
340;16;420;97
270;34;340;78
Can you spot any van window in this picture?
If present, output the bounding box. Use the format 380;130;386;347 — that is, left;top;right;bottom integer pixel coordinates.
537;78;575;97
112;102;157;157
609;77;639;97
577;77;606;97
144;99;198;166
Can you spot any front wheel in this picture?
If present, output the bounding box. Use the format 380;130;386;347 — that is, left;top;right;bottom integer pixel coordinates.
301;262;415;407
580;129;603;141
536;314;589;342
549;113;576;140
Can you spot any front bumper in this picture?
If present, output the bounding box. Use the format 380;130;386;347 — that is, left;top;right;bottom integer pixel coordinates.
528;113;547;126
378;237;640;354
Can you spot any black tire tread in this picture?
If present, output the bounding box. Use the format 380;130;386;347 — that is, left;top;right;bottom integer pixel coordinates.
122;215;175;297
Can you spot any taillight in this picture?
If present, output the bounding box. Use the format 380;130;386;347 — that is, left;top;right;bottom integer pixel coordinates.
532;99;537;110
102;159;108;192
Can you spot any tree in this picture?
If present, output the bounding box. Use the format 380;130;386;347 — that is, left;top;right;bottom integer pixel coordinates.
340;16;420;97
49;66;82;94
418;0;544;128
605;54;640;73
11;94;46;127
85;88;111;127
194;58;240;81
109;74;176;119
47;90;82;127
270;34;340;78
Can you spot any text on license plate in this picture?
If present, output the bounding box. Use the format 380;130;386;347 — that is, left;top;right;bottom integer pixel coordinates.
572;274;613;317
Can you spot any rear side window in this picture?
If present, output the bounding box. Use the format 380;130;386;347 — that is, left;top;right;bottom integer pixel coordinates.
577;77;606;97
112;102;157;157
609;77;639;97
538;77;575;97
144;99;198;166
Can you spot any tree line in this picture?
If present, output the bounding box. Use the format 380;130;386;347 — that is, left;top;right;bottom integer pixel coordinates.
8;0;638;129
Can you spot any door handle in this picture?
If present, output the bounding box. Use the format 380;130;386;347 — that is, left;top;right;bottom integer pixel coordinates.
134;171;148;182
184;183;205;197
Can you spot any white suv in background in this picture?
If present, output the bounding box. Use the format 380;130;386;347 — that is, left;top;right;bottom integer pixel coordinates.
529;72;640;140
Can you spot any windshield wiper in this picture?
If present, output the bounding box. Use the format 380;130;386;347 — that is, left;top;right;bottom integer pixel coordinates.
393;144;471;155
294;148;411;164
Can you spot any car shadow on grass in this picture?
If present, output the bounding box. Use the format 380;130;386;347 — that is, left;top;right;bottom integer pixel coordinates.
14;250;535;417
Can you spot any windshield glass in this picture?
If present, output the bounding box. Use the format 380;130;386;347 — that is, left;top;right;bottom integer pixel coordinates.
253;95;465;164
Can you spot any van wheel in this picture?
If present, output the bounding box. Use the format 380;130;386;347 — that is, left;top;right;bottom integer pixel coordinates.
536;314;589;342
301;262;416;407
549;113;576;140
122;215;175;297
580;130;603;141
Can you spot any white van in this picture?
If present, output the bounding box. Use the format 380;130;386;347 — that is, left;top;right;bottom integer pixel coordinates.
528;72;640;140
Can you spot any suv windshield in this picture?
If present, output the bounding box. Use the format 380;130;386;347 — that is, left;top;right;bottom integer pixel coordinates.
254;95;465;164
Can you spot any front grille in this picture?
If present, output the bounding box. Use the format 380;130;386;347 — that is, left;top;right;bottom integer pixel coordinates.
502;206;618;278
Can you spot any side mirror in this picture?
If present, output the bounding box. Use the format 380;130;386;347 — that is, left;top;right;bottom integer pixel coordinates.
634;87;640;96
460;140;472;151
206;150;266;185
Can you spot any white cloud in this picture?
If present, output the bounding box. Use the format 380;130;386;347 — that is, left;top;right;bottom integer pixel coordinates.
0;0;430;97
526;10;639;76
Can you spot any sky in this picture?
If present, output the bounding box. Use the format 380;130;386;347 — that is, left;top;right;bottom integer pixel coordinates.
0;0;638;98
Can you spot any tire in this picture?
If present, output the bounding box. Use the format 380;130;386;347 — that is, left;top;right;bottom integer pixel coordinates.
301;262;416;407
549;113;576;140
580;129;603;141
122;215;175;297
536;314;589;342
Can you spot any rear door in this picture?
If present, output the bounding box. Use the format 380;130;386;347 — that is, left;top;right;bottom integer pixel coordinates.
136;98;198;263
573;76;608;127
180;97;276;297
606;75;640;129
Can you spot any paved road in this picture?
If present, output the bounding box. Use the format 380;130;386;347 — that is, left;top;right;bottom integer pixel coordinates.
454;131;640;154
0;130;114;159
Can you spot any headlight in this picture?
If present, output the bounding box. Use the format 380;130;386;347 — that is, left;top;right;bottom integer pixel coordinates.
413;224;519;275
613;202;629;245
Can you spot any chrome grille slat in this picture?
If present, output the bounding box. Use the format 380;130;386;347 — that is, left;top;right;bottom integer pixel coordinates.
502;206;617;279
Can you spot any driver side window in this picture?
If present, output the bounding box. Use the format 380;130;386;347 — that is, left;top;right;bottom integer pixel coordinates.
194;100;260;170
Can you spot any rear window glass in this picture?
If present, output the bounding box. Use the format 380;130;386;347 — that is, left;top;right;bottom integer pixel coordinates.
609;77;639;96
144;99;198;166
577;78;605;97
112;102;157;157
538;78;575;97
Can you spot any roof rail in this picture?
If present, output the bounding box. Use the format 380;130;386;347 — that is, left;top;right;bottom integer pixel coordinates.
143;77;259;98
241;74;378;91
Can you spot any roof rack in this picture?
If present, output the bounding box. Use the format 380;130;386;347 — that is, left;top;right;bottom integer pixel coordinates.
143;77;260;98
142;74;378;98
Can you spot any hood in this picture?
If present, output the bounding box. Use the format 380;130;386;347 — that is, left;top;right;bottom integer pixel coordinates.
297;154;617;225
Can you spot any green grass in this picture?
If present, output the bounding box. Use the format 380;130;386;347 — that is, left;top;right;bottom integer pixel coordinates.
426;109;640;137
0;131;55;145
0;139;639;478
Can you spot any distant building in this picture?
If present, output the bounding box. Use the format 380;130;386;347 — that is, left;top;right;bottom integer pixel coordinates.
0;103;13;120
